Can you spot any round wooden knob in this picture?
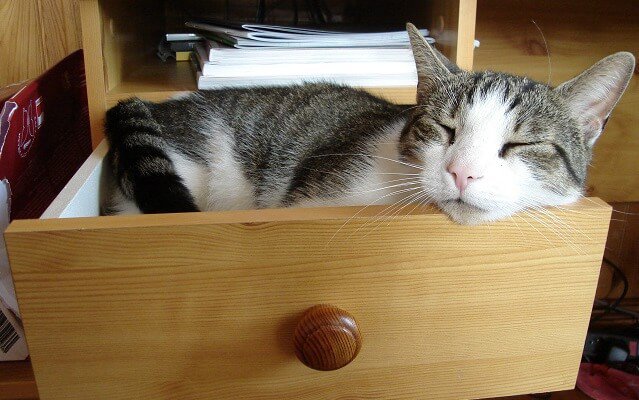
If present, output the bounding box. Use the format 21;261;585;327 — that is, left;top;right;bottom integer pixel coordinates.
293;304;362;371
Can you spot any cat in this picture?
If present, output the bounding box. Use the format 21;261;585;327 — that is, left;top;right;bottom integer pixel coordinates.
103;23;635;224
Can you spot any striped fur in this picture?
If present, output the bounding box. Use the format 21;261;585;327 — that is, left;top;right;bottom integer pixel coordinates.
102;24;634;224
104;98;199;214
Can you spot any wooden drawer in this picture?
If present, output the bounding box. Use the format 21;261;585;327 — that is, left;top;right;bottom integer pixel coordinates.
5;143;611;399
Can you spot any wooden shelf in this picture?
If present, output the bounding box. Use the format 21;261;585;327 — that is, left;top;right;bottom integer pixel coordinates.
105;55;419;106
106;58;196;107
81;0;476;145
0;360;38;400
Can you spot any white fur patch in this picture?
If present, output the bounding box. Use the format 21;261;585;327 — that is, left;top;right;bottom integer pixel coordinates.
168;150;209;210
204;127;256;210
453;90;513;170
295;119;418;208
170;92;198;100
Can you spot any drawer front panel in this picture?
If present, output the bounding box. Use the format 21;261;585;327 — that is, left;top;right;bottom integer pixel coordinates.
6;201;610;399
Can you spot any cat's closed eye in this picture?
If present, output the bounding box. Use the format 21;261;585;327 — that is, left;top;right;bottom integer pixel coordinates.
438;123;455;145
498;141;543;158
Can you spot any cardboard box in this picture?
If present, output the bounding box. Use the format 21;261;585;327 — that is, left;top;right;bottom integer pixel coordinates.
0;298;28;360
0;50;91;360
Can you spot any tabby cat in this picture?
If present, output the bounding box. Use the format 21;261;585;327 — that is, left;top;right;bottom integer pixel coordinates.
103;23;634;224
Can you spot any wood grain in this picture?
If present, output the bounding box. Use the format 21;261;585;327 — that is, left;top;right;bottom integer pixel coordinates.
474;0;639;202
37;0;82;67
6;199;610;400
293;304;362;371
0;0;81;87
0;360;38;400
591;201;639;327
78;0;108;148
455;0;477;70
0;1;46;87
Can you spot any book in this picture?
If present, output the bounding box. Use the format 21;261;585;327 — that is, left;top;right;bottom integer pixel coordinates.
165;33;203;42
194;43;416;77
200;40;418;65
157;35;201;62
175;51;192;61
185;21;432;49
195;72;416;89
186;21;432;89
190;53;416;89
192;20;357;35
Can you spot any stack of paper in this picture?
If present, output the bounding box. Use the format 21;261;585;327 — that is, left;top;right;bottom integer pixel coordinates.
186;21;435;89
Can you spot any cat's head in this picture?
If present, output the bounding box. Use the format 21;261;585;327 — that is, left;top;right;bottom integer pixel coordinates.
402;23;635;224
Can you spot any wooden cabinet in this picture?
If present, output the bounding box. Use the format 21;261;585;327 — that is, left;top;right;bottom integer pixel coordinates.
78;0;478;146
2;0;632;398
0;1;82;89
3;141;611;399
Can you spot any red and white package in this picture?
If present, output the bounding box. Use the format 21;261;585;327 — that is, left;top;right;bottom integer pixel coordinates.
0;50;91;360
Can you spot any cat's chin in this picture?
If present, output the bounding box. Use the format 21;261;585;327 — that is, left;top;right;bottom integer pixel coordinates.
437;199;517;225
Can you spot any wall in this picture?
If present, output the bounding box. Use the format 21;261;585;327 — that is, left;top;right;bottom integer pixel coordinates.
474;0;639;203
0;0;82;88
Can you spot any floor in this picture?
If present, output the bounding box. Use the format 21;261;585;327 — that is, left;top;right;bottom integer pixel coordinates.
495;390;591;400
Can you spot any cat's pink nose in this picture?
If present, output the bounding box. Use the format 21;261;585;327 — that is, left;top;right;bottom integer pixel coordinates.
447;163;483;192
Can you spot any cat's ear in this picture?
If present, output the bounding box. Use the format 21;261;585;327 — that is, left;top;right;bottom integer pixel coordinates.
406;23;455;92
554;52;635;147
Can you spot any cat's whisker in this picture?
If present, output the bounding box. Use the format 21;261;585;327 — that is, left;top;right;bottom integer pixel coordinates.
508;215;527;245
610;208;639;216
522;210;564;250
372;172;423;176
517;201;583;254
516;211;554;247
400;192;434;218
361;190;436;239
396;191;437;224
520;194;594;242
354;188;426;237
308;153;425;171
343;181;422;197
366;194;431;237
386;190;435;222
326;186;421;246
352;198;430;240
530;19;552;86
296;171;423;199
301;165;423;179
353;192;430;237
530;208;582;251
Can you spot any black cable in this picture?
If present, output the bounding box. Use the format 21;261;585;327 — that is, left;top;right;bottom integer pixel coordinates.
590;256;629;324
603;256;629;312
318;0;332;23
311;0;326;24
305;0;317;24
256;0;266;23
594;299;639;321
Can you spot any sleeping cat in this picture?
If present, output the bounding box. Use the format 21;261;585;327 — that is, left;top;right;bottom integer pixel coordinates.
103;23;635;224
